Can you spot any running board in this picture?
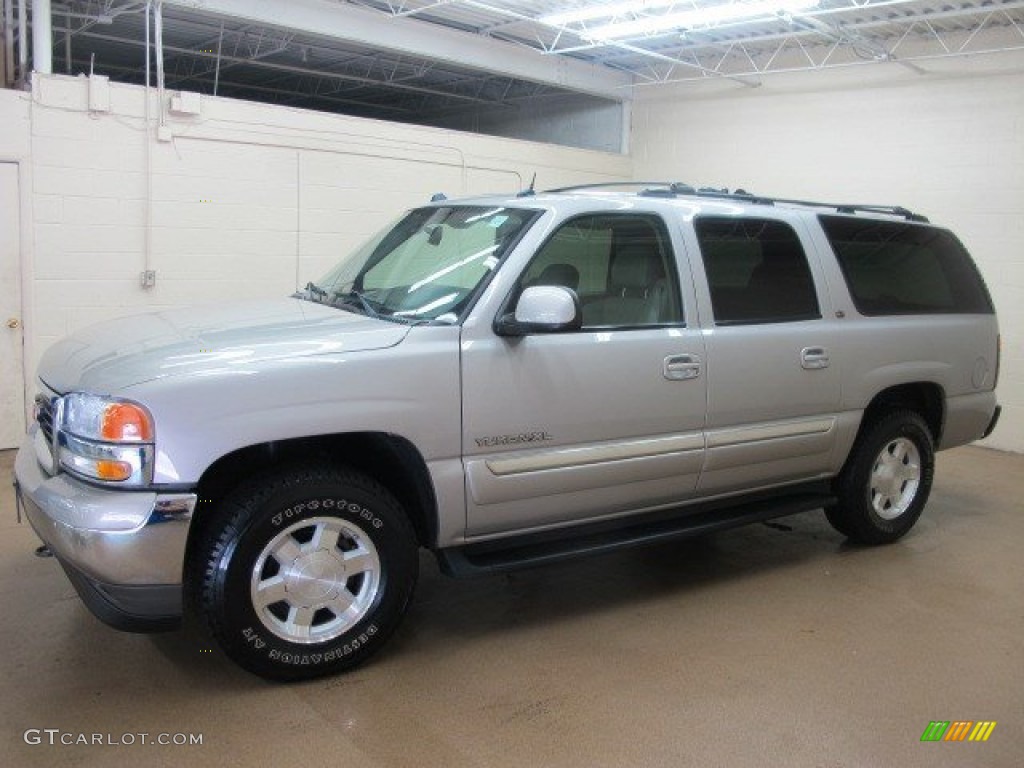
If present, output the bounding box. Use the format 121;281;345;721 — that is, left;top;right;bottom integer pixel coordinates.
436;487;835;577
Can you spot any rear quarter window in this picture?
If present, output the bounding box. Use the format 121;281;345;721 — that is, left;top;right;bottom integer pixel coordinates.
820;215;994;316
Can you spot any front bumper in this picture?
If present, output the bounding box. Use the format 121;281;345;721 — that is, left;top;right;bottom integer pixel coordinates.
14;429;196;632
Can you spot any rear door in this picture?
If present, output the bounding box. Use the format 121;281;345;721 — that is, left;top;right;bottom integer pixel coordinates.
460;211;708;537
684;214;842;494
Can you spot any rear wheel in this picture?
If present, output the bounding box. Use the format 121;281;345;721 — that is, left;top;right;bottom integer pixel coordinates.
826;410;935;545
194;466;418;681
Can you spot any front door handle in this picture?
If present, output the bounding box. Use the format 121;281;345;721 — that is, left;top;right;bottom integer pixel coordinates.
664;354;702;381
801;346;830;370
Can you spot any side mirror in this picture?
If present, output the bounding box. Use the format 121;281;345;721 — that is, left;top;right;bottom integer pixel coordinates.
495;285;582;336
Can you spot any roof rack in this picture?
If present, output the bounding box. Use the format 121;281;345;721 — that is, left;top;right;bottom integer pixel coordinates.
541;182;929;223
544;181;682;194
829;203;929;223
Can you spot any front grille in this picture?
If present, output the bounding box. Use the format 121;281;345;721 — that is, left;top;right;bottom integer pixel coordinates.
35;394;56;444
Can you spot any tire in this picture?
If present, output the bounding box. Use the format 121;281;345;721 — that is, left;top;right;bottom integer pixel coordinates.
194;465;418;681
826;410;935;545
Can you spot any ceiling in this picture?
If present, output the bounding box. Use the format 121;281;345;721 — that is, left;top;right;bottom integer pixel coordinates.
12;1;1024;120
349;0;1024;85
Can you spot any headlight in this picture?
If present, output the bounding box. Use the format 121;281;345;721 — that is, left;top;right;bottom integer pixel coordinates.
57;393;155;485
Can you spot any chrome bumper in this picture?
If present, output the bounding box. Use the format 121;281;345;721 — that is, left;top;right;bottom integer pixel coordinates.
14;428;197;631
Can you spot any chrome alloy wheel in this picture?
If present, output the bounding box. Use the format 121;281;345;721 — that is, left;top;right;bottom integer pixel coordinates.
250;516;382;644
869;437;921;521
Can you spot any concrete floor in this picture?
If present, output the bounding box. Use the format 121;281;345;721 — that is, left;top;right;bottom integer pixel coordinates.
0;446;1020;767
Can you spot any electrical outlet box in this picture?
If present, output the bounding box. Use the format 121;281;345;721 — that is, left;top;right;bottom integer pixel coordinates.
88;75;110;112
141;270;156;289
169;91;202;116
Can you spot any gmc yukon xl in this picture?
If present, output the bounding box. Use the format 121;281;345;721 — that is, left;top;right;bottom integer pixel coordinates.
14;183;1001;680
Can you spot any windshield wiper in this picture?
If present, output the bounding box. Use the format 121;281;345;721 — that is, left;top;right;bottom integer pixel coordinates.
333;289;381;320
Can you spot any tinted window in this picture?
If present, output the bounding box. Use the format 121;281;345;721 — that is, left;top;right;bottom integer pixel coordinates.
695;217;820;324
820;216;994;315
517;214;683;328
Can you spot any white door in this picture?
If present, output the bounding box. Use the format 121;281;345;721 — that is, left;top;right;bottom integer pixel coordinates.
461;211;708;537
0;163;25;449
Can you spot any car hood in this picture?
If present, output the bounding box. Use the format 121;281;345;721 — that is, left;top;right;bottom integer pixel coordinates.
37;298;412;394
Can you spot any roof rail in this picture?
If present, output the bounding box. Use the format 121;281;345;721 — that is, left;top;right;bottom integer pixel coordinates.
755;197;928;222
668;188;775;206
544;181;683;194
831;204;929;223
541;182;928;222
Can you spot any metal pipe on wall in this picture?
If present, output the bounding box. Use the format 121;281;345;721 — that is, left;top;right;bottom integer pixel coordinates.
3;0;13;85
143;0;154;287
212;20;223;96
17;0;26;84
154;0;165;126
31;0;52;74
144;0;150;91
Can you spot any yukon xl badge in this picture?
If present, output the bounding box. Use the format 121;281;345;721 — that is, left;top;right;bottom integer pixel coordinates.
475;431;553;448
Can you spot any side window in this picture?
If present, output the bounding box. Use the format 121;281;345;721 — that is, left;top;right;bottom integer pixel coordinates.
819;216;994;316
522;219;612;299
695;217;821;325
517;214;683;329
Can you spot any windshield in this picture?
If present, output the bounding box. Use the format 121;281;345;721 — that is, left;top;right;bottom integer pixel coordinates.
306;205;539;323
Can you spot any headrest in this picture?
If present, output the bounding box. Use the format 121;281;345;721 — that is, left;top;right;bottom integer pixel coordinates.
536;263;580;291
752;241;810;282
611;245;660;289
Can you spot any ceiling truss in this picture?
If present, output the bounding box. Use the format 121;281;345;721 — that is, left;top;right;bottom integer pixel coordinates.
5;0;1022;118
349;0;1024;85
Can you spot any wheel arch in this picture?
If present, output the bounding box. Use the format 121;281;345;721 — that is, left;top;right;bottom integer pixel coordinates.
859;382;945;446
185;433;439;575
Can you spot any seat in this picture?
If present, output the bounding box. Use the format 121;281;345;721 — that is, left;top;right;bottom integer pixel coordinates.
583;244;669;327
746;241;818;320
532;263;580;293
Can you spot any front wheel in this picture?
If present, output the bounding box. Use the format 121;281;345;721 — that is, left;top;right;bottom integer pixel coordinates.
826;410;935;545
194;466;418;681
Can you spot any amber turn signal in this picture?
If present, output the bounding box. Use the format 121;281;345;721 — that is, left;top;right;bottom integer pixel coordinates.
101;403;154;442
94;459;134;481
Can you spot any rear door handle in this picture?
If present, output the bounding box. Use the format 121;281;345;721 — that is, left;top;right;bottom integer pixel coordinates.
664;354;702;381
801;347;830;370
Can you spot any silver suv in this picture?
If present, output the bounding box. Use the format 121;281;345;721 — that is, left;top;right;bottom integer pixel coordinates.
14;182;1001;680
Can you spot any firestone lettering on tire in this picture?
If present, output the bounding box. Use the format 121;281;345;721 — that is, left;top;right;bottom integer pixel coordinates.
263;624;379;664
241;626;267;650
271;499;383;529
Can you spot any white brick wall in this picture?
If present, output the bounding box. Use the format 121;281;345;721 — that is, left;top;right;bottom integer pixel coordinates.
2;59;1020;454
632;55;1024;453
0;75;630;394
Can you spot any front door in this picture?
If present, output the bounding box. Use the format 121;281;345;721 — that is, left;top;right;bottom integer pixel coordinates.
460;212;708;538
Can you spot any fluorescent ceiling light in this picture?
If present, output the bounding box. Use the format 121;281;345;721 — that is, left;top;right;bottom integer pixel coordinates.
542;0;681;26
546;0;821;39
594;0;820;38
